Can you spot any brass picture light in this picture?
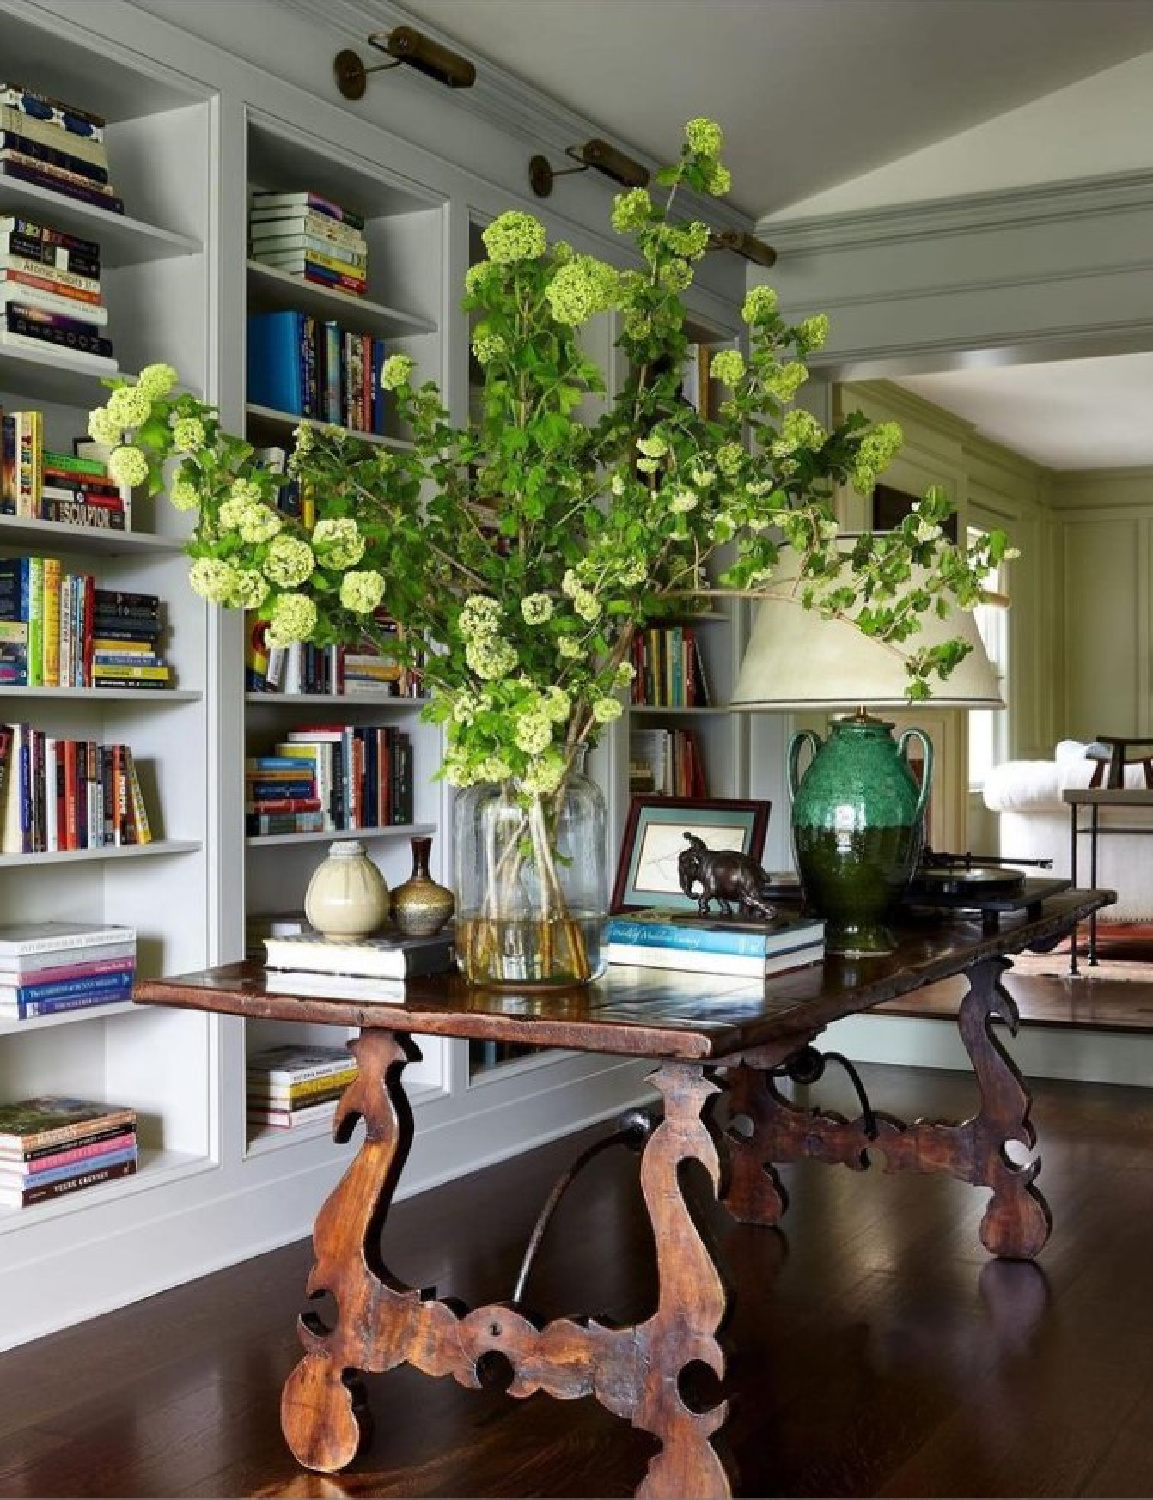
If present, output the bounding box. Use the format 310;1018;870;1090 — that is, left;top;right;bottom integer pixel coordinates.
529;139;650;198
708;229;777;268
334;27;477;100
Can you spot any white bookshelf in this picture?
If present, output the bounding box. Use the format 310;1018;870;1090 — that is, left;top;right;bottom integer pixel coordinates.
0;2;217;1254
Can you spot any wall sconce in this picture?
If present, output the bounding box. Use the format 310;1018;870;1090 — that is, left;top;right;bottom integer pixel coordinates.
334;27;477;100
529;139;650;198
708;230;777;268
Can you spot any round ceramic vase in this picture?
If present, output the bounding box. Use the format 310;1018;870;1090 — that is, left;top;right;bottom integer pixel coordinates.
304;839;390;942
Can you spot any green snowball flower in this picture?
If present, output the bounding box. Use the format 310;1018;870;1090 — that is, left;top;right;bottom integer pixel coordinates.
685;118;724;157
742;285;779;324
107;385;151;428
520;593;553;625
312;517;366;569
710;349;746;387
611;188;652;234
545;255;620;326
381;355;414;391
106;445;149;489
266;592;318;647
135;363;178;400
87;407;123;447
482;210;547;265
263;534;315;588
189;557;236;604
172;417;205;453
339;570;386;614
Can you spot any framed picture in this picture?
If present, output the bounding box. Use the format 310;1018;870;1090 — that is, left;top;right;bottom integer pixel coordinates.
611;796;772;913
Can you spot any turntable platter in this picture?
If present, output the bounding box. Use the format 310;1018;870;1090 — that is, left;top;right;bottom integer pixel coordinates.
907;864;1027;902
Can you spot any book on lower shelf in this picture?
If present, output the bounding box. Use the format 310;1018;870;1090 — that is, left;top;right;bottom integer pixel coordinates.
262;924;456;980
246;1041;357;1128
0;1095;138;1207
0;919;137;1019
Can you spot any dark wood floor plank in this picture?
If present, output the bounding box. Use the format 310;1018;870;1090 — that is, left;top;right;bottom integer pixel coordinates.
2;1056;1153;1498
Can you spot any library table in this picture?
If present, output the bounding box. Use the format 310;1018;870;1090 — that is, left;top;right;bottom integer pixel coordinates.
137;886;1110;1500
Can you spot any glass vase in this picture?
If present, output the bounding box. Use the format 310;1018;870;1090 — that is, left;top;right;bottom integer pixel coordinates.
452;767;607;988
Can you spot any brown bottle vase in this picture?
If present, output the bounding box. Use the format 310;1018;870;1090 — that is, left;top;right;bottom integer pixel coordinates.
391;834;455;937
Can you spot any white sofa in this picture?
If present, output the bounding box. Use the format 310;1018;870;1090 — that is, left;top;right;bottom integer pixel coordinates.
983;740;1153;922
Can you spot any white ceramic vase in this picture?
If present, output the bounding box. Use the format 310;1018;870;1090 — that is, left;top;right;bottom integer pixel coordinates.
304;839;390;941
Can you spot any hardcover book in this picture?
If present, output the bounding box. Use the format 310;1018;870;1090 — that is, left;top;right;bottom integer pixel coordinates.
0;1095;137;1151
246;1041;356;1083
0;921;136;958
263;925;455;980
603;908;825;957
605;939;826;979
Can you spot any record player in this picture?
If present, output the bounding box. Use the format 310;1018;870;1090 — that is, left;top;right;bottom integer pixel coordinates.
766;850;1072;932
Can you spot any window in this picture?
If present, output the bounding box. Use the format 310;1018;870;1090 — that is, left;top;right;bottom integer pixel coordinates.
967;525;1010;791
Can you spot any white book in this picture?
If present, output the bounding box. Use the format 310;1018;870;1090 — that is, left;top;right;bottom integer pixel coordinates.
0;285;108;325
605;940;825;978
0;922;137;959
263;926;455;979
263;968;410;1001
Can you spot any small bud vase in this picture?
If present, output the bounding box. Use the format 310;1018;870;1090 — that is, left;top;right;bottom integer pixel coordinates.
304;839;390;942
391;834;455;937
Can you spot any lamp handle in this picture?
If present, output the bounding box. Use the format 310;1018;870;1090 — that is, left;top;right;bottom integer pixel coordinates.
897;728;934;823
787;729;823;800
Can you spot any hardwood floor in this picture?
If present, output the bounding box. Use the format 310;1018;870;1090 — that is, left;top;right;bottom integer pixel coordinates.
3;1040;1153;1499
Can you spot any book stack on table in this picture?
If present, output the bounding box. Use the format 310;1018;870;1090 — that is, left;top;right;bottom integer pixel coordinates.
0;921;137;1021
262;924;457;998
604;908;825;977
246;1042;358;1132
0;1095;137;1208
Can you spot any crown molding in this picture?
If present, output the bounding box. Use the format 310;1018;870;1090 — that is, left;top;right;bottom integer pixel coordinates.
277;0;752;233
758;169;1153;253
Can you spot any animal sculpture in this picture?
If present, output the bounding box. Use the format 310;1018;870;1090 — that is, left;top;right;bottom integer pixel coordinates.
677;831;777;920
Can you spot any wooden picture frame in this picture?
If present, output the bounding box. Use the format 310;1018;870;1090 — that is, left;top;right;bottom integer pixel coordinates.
611;795;771;913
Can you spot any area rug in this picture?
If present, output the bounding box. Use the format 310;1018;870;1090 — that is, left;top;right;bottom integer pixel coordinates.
1038;921;1153;963
1008;949;1153;983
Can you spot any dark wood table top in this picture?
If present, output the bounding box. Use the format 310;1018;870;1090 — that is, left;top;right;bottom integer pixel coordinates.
135;889;1113;1064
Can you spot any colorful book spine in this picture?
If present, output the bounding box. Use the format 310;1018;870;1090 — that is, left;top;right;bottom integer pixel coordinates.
3;303;112;358
9;1143;137;1189
0;84;106;138
0;158;123;214
0;227;101;275
2;1128;136;1170
1;1158;137;1208
0;131;109;185
0;964;135;1009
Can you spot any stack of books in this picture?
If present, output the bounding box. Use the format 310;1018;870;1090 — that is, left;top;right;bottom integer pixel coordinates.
244;753;324;837
262;924;456;997
246;309;388;432
246;1042;358;1132
248;190;368;296
0;83;123;213
0;417;130;528
90;588;169;688
0;920;137;1021
604;908;826;977
253;722;413;835
0;215;114;375
0;1094;137;1208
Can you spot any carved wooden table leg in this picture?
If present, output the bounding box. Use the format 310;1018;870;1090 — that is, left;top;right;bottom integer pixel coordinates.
280;1028;417;1473
718;957;1051;1261
281;1039;734;1498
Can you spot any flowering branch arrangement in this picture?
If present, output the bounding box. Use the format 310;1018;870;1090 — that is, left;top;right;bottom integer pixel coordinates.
88;118;1010;982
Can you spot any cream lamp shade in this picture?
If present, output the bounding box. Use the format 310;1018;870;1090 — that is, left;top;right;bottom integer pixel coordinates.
731;566;1004;712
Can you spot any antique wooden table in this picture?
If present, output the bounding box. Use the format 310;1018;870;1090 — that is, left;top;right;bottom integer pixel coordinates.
136;887;1111;1500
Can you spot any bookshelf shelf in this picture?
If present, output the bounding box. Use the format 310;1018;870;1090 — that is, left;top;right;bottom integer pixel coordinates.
245;262;435;338
0;181;202;266
0;839;201;868
244;403;415;450
0;999;139;1034
0;1146;214;1231
0;688;201;702
246;822;435;849
0;346;124;408
244;691;428;707
0;517;184;555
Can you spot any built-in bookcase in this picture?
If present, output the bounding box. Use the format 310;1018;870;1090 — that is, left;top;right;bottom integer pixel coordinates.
238;111;454;1143
0;8;215;1220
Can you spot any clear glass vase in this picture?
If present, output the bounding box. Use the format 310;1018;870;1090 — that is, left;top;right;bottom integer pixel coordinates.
452;767;607;988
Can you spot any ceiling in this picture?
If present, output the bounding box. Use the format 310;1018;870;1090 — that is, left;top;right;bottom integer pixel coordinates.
393;0;1153;471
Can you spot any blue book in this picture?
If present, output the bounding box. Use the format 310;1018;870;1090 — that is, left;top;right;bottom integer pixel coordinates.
7;967;135;1009
603;909;825;958
246;309;305;415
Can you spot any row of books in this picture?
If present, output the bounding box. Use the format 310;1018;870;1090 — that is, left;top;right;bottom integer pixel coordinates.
0;411;128;528
245;724;414;836
629;726;707;799
247;309;390;434
246;613;422;698
0;919;136;1021
0;82;123;215
0;725;153;853
248;190;369;298
0;564;168;689
604;908;826;978
629;624;712;708
246;1041;357;1132
0;1088;138;1210
0;214;116;373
